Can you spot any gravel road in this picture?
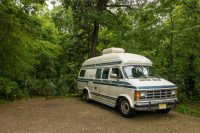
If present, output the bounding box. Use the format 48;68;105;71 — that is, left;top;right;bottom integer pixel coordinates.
0;97;200;133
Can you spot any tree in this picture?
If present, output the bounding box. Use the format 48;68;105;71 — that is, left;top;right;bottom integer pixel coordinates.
63;0;139;57
0;0;62;99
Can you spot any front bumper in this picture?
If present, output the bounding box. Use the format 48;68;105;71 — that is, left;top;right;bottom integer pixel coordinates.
134;99;179;111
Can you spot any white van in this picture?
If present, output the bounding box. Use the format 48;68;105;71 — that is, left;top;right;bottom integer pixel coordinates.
77;48;179;117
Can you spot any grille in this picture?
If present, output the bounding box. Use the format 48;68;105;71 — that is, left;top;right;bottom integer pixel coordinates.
141;89;176;100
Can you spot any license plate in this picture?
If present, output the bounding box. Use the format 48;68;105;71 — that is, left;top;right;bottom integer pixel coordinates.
159;104;166;109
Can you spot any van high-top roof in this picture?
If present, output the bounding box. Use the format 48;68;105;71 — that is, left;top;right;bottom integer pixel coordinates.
82;48;152;67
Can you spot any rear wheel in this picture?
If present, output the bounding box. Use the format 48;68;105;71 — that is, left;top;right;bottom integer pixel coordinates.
119;98;135;118
83;90;90;103
156;108;171;114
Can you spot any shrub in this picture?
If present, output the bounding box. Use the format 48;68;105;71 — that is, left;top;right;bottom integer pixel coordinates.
0;76;18;100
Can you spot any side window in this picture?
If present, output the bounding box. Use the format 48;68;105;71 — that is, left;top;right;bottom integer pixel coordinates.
111;68;123;79
79;70;86;77
102;68;110;79
95;69;102;79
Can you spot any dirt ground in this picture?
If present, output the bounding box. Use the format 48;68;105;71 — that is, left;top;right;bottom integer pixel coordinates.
0;97;200;133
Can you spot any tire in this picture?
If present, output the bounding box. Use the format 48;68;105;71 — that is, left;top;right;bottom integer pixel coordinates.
119;98;135;118
83;90;90;103
156;108;171;114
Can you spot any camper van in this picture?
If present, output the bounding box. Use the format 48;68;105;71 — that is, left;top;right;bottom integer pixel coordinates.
77;48;178;118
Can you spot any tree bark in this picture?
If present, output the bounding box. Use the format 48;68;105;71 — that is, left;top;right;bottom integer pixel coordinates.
90;0;108;58
90;21;99;57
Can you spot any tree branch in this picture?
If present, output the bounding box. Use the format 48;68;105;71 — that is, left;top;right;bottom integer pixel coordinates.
106;4;132;9
105;9;120;26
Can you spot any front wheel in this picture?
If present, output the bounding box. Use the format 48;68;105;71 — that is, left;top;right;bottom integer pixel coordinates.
156;108;171;114
119;98;135;118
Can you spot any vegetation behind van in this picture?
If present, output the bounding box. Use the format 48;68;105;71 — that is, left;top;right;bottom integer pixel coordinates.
77;48;179;118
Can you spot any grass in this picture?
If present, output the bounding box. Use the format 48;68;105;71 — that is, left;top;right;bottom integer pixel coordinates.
46;93;80;99
176;102;200;117
0;99;6;105
0;94;81;105
64;93;80;98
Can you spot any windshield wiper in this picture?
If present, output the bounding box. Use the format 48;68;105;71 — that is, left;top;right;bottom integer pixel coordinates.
155;74;161;79
139;75;148;79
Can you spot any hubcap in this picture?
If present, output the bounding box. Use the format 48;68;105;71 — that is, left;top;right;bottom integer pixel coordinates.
121;101;130;114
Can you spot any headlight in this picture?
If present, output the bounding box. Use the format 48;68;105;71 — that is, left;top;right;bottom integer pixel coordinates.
171;90;176;95
134;91;146;101
141;92;146;98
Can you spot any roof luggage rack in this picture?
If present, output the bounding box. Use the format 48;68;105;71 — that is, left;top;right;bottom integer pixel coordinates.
102;47;125;54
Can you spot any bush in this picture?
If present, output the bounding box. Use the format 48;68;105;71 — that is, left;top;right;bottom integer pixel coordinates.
54;74;77;95
176;104;200;117
0;76;18;100
23;75;77;98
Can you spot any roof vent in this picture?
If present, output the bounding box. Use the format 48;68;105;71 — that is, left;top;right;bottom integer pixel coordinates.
102;47;125;54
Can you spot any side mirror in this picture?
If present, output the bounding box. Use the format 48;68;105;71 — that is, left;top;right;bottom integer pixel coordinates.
110;74;118;79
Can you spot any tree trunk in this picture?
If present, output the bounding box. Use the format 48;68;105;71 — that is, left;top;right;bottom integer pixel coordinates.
90;21;99;57
90;0;108;58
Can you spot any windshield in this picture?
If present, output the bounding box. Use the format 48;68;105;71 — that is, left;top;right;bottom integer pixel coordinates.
123;66;154;78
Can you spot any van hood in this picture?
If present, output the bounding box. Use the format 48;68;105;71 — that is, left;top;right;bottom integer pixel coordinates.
127;78;176;89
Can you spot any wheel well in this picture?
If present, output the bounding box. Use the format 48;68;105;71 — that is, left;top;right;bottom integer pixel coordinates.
83;88;88;94
116;96;126;107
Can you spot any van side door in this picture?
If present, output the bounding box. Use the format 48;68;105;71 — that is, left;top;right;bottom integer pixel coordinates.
92;68;102;99
93;68;110;100
97;68;113;102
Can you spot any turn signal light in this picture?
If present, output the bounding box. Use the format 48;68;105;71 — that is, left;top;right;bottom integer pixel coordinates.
134;90;141;101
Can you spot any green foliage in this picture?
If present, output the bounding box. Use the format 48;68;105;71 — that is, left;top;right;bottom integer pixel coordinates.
176;103;200;117
0;1;70;100
0;2;35;80
0;77;19;100
55;74;77;95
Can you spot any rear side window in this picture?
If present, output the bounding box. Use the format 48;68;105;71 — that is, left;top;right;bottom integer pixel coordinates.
79;70;86;77
102;68;110;79
95;69;102;79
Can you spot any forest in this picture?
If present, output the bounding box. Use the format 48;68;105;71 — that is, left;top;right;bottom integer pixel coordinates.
0;0;200;103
